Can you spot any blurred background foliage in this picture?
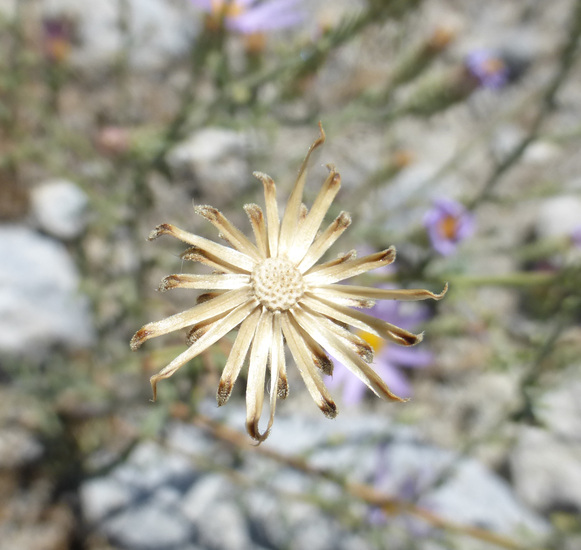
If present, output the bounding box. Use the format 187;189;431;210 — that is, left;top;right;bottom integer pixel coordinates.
1;0;581;549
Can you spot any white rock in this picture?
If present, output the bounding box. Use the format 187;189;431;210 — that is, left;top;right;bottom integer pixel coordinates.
43;0;198;71
31;179;88;240
0;225;94;355
0;427;43;469
511;427;581;512
81;477;133;524
104;504;192;549
168;128;250;202
535;195;581;239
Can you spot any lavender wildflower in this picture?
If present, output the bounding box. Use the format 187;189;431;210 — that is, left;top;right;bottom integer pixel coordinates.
191;0;304;35
424;198;475;256
465;49;509;89
328;295;433;404
42;17;74;63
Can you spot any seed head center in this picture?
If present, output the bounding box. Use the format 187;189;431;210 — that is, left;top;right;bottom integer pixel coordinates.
251;257;305;311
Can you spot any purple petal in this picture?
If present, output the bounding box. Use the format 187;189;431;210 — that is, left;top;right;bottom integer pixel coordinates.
383;346;433;368
227;0;304;33
376;361;412;398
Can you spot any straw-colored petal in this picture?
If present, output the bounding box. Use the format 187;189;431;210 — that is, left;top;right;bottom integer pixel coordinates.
130;288;253;350
291;318;334;375
305;247;396;284
304;249;356;277
150;300;258;400
278;123;326;255
217;306;262;406
149;223;256;272
195;205;262;261
253;172;279;257
272;314;289;399
281;313;338;419
298;211;351;272
243;204;269;258
158;273;251;292
316;282;449;302
311;313;375;363
245;308;274;442
261;312;284;440
301;294;423;347
180;246;246;274
293;306;407;402
290;167;341;263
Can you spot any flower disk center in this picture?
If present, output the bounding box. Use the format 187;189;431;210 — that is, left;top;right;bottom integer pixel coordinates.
251;258;305;311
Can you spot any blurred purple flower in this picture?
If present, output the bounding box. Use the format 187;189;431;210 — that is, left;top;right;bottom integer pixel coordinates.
423;198;475;256
191;0;304;34
465;49;509;89
42;17;74;63
571;225;581;247
328;297;432;405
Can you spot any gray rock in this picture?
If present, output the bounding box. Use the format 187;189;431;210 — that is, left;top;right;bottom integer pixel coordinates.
43;0;198;71
113;441;197;493
511;426;581;512
81;408;550;550
81;477;133;525
535;195;581;240
0;427;43;469
0;225;94;356
31;179;89;240
168;128;250;203
104;503;192;550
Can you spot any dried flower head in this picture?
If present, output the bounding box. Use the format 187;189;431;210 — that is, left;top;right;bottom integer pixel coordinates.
131;124;447;442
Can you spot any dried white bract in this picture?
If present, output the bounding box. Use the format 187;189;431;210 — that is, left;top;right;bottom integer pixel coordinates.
131;123;447;442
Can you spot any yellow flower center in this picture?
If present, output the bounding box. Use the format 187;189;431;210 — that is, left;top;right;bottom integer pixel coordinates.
359;331;386;354
482;57;505;76
210;0;244;18
438;214;459;240
251;257;305;311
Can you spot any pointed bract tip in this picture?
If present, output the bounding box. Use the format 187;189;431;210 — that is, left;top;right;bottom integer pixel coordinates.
149;375;160;402
277;376;289;399
435;282;449;299
216;379;233;406
337;211;351;228
317;121;326;142
130;327;152;350
148;223;173;241
321;398;338;419
246;419;271;444
314;354;333;376
186;324;210;345
158;275;179;292
194;204;219;221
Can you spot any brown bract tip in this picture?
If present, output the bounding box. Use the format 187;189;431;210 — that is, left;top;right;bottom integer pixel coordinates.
337;212;351;228
197;292;220;304
216;379;233;406
397;330;424;347
158;275;179;292
381;246;396;263
314;354;333;376
356;341;374;363
246;419;270;444
130;327;152;350
148;223;173;241
435;282;449;300
186;323;210;345
194;204;219;222
244;204;264;222
321;398;338;419
277;376;289;399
